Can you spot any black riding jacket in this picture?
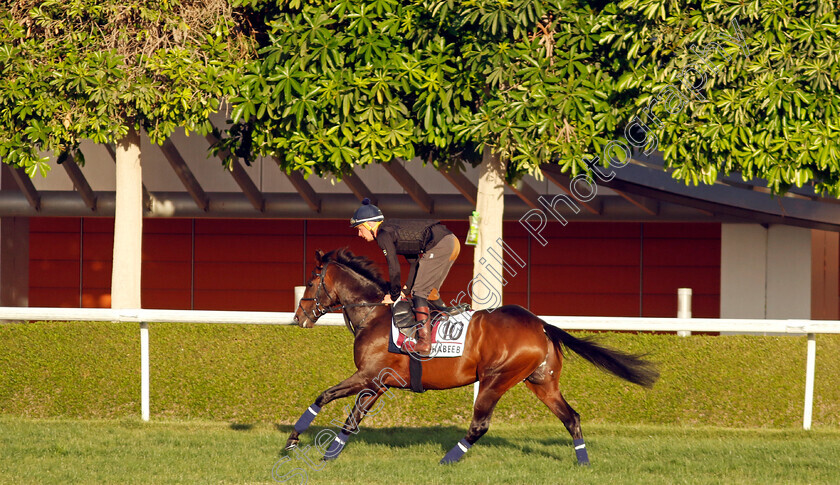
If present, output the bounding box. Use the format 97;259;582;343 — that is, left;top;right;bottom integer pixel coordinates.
375;219;452;300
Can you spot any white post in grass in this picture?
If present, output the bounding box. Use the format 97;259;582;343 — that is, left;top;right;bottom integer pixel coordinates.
803;333;816;430
140;322;150;421
677;288;692;337
294;286;305;322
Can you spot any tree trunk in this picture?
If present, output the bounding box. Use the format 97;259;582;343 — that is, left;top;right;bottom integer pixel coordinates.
471;146;506;310
111;126;143;309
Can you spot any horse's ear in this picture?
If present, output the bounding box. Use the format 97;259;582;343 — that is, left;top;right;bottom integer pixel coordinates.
315;250;324;263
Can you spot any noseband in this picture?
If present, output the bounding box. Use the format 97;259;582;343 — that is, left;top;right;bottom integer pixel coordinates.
297;261;388;335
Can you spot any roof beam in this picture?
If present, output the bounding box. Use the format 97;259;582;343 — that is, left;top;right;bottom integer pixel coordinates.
540;164;603;215
506;179;541;210
61;153;97;211
205;133;265;212
342;170;377;205
592;162;716;217
612;188;659;216
385;159;434;213
279;162;322;212
8;166;40;211
439;167;477;206
104;143;153;210
228;158;266;212
159;138;209;211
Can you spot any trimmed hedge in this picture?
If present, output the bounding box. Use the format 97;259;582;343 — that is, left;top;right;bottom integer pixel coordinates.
1;322;839;429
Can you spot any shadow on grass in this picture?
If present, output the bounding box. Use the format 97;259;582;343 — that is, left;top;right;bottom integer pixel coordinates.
272;424;576;461
229;423;254;431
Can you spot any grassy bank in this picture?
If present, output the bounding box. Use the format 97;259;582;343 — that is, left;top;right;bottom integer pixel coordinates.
1;322;839;428
2;417;839;484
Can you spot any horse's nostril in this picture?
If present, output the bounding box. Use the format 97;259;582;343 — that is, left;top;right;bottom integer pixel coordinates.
293;315;299;324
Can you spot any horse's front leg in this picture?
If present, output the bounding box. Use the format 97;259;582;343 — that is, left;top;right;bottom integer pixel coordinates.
285;372;369;450
322;386;388;461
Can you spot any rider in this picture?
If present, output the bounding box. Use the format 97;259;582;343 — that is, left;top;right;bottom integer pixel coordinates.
350;198;460;356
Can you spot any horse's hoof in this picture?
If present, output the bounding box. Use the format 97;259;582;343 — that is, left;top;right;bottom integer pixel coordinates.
440;439;471;464
285;440;299;451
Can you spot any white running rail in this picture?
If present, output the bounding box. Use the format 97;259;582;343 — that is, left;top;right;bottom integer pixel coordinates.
3;307;839;429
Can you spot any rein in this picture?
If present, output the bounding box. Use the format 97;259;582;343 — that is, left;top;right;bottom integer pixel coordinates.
298;262;388;335
340;302;385;335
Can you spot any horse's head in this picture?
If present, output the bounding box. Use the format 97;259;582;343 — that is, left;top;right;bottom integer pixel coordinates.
293;250;340;328
293;248;389;328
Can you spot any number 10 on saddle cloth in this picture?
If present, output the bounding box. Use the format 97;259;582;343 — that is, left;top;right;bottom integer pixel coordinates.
390;310;473;358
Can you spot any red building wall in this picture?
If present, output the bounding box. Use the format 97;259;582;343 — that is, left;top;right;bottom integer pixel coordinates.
642;223;720;318
193;219;303;311
530;222;641;316
29;218;81;307
28;218;720;317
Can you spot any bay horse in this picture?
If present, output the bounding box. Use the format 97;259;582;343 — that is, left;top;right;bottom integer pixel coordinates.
289;248;658;465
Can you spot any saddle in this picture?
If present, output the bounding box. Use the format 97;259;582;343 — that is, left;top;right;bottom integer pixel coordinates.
429;298;471;317
393;298;470;335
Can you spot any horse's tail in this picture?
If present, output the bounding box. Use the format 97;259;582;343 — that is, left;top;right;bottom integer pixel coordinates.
542;323;659;388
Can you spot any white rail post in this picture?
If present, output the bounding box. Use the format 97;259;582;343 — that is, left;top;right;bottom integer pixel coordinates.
677;288;692;337
294;286;305;322
803;332;816;430
140;321;150;422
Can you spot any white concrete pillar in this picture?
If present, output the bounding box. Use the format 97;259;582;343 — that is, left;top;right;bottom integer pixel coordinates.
766;225;811;319
294;286;305;316
677;288;692;337
720;223;812;325
720;224;767;319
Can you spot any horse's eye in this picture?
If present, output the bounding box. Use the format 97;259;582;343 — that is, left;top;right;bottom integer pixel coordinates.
307;282;313;287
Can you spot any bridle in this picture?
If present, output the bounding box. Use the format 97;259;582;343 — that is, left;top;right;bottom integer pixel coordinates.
298;263;339;323
297;261;387;335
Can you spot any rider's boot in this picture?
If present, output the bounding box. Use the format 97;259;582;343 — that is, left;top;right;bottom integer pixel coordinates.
412;308;431;356
402;296;431;356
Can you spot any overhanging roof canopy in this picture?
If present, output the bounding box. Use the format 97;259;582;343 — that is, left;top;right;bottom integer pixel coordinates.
3;136;840;231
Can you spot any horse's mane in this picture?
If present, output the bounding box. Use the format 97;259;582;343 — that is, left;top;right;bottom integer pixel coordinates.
321;248;388;292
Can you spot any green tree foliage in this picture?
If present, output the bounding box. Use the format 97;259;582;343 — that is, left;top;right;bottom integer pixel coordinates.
0;0;251;176
229;0;840;195
601;0;840;194
224;0;633;181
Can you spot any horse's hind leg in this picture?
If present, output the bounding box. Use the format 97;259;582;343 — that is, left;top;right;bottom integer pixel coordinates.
286;372;370;450
524;377;589;465
440;372;529;465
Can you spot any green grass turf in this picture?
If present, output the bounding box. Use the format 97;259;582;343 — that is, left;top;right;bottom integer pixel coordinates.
3;322;840;429
1;417;839;484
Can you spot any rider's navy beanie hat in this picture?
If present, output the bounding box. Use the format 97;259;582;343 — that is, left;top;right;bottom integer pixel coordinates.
350;198;384;227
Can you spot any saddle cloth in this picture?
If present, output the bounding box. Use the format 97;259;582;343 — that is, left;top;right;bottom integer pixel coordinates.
388;309;474;358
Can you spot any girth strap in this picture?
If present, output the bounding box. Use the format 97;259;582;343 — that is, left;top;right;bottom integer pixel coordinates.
409;357;425;393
